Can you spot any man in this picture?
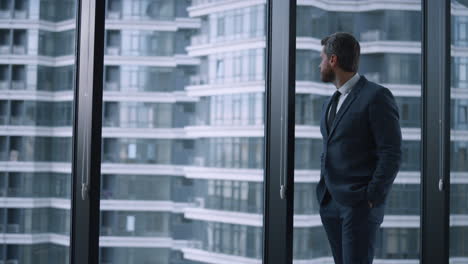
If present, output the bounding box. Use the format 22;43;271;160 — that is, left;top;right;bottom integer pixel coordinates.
317;32;402;264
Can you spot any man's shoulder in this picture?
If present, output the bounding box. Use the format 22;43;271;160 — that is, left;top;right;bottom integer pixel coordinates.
360;77;391;97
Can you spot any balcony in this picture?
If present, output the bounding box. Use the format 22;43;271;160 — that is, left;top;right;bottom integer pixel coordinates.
366;72;381;83
360;29;386;42
9;150;19;161
103;118;120;127
191;0;227;6
204;196;262;214
107;11;121;19
12;45;26;55
13;10;27;19
0;45;10;54
7;223;20;233
105;81;119;91
11;81;25;90
103;153;118;163
106;46;121;56
189;74;208;85
192;156;206;166
10;116;22;125
0;81;8;90
101;226;113;236
0;10;11;19
39;81;52;91
7;187;22;197
191;34;208;45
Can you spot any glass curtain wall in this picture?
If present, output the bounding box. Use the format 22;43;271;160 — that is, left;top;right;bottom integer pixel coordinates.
1;0;465;263
0;0;76;263
451;1;468;262
293;1;422;262
99;0;266;263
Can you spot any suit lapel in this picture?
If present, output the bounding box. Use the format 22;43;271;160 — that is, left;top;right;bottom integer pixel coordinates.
327;76;366;141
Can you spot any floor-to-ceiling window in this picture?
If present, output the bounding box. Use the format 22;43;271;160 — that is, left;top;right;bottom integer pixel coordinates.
293;1;422;262
0;0;76;263
451;1;468;263
3;1;466;263
98;0;266;263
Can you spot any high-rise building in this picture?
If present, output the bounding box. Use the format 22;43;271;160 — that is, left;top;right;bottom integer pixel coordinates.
0;0;467;263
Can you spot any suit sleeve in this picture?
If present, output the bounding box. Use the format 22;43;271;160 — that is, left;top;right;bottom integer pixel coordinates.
366;87;402;204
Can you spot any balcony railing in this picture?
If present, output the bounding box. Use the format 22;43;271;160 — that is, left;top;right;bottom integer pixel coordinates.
106;47;121;56
366;72;381;83
360;30;386;42
101;226;113;236
13;10;27;19
7;187;23;197
0;81;8;90
190;34;208;45
7;224;20;233
0;151;8;161
189;75;208;85
10;117;22;126
103;118;120;127
106;11;121;19
105;82;119;91
0;10;10;19
12;45;26;55
9;150;19;161
192;0;227;6
11;81;26;90
0;46;10;54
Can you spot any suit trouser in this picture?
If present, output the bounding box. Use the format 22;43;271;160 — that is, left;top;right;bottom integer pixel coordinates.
319;191;385;264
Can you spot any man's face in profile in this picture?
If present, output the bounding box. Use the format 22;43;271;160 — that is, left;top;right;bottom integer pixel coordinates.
319;48;335;83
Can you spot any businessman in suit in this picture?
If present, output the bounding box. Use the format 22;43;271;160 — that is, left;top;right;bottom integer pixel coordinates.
316;32;402;264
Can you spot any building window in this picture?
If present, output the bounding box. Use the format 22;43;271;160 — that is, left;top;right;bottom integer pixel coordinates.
459;105;468;124
233;11;243;35
216;59;224;81
12;29;26;54
106;30;121;55
217;17;225;37
106;0;121;18
11;65;25;90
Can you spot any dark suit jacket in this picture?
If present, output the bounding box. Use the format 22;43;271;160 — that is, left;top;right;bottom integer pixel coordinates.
317;75;402;207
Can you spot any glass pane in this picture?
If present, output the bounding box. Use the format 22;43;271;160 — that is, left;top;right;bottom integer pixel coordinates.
451;1;468;262
294;1;421;262
99;0;266;263
0;0;77;263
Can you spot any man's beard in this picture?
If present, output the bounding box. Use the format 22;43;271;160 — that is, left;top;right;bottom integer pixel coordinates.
320;67;335;83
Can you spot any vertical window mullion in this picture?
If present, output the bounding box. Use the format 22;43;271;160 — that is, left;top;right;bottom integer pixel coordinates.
70;0;105;264
264;0;296;264
421;0;450;263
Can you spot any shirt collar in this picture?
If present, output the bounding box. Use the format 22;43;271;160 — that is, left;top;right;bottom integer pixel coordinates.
337;73;360;95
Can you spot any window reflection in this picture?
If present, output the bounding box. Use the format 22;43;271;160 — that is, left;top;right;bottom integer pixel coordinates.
451;2;468;261
100;1;267;262
0;1;76;261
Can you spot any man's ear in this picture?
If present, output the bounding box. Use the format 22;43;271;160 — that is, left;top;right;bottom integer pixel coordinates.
329;54;338;68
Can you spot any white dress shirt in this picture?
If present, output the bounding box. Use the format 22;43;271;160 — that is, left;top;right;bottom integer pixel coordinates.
328;73;361;120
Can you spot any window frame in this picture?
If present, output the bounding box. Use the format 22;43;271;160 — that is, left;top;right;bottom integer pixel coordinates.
421;0;451;263
69;0;456;263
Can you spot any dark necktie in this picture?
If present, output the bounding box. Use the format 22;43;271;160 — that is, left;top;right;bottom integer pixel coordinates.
327;90;341;131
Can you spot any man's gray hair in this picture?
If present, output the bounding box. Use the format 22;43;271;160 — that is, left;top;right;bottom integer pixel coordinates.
321;32;360;72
